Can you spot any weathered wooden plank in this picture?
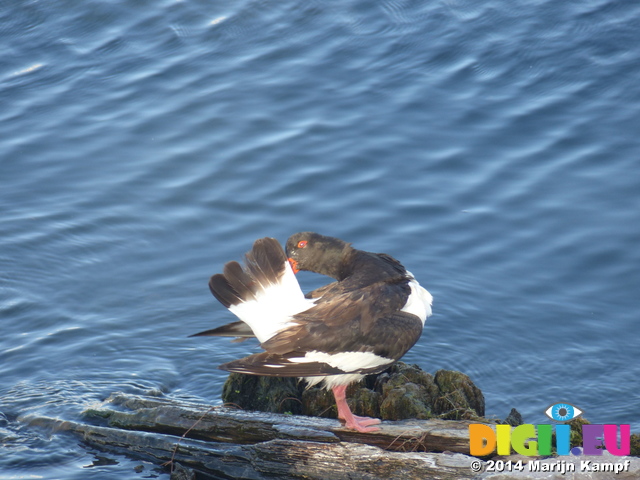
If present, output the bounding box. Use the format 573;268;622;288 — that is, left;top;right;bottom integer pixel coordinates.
21;414;478;480
19;391;640;479
86;392;482;454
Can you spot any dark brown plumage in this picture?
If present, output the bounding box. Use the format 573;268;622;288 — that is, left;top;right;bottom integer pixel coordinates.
192;232;433;432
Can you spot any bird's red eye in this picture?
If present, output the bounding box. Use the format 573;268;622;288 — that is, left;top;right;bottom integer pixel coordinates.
297;240;308;248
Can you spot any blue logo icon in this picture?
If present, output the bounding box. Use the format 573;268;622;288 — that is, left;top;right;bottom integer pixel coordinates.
544;402;583;422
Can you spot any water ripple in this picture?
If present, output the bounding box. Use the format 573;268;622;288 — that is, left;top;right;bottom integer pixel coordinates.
1;0;639;476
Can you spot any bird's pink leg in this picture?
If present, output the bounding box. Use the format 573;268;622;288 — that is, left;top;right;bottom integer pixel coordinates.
331;385;381;432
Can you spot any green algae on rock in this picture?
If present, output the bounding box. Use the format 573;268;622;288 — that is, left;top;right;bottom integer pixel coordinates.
222;374;302;415
221;362;484;421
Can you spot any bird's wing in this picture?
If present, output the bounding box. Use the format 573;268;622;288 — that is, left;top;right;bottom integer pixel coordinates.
220;310;423;376
190;280;339;342
189;320;254;342
260;278;423;359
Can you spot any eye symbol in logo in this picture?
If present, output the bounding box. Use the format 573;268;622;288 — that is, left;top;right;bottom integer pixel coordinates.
544;402;583;422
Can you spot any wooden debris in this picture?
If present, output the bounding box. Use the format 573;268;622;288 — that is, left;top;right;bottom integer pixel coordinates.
20;391;487;479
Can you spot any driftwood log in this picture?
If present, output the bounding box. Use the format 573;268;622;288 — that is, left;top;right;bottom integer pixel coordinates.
20;392;640;479
22;392;484;479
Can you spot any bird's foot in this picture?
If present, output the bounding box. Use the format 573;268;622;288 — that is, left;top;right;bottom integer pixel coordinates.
341;415;381;432
332;384;381;432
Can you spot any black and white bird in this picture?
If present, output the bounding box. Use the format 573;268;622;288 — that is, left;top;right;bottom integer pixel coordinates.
191;232;433;432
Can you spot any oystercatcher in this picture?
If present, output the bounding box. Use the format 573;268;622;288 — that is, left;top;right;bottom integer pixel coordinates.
192;232;433;432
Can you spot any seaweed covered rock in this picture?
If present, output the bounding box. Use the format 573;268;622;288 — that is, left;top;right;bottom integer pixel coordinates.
432;369;485;419
222;374;302;414
630;433;640;457
503;408;524;426
375;363;439;420
221;362;485;421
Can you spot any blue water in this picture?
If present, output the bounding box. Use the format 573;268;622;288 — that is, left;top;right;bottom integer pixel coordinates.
2;0;639;477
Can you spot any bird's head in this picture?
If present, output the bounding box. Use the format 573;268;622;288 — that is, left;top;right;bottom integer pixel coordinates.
285;232;351;279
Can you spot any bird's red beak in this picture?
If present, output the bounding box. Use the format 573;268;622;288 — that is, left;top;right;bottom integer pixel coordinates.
288;257;299;274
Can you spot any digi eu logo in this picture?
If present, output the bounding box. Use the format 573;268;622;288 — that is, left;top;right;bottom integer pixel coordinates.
469;403;631;457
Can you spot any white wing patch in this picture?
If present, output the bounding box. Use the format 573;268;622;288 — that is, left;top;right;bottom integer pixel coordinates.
288;350;394;372
305;373;366;390
401;276;433;325
228;261;316;343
